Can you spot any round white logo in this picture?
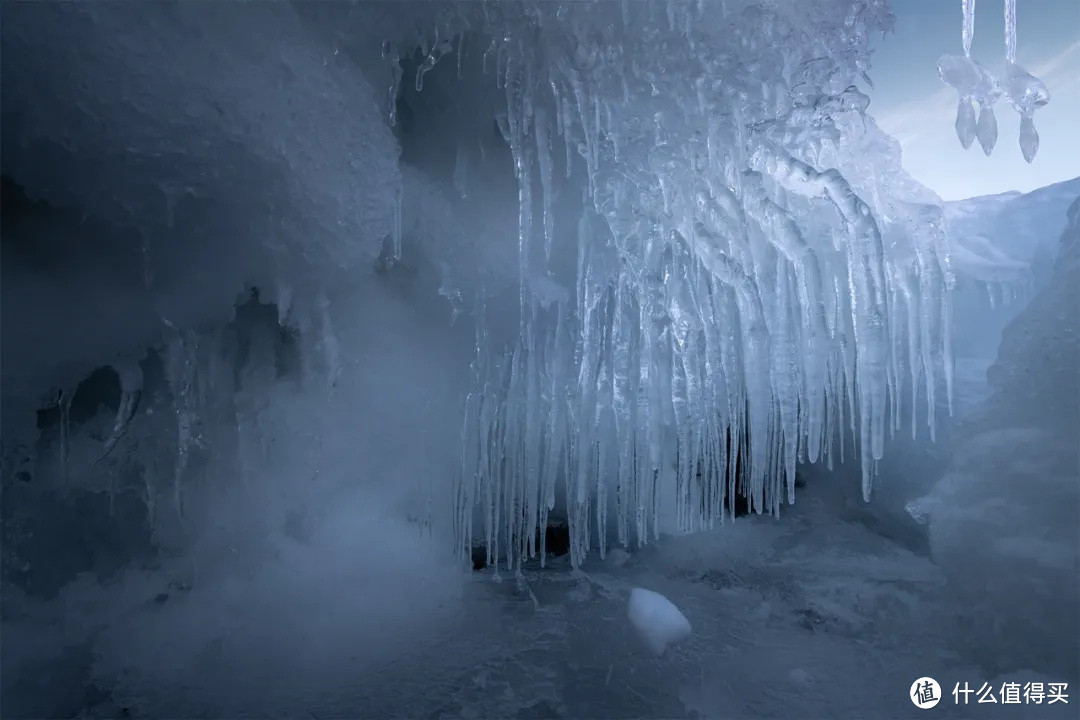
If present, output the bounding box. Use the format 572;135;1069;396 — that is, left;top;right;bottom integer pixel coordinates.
911;677;942;709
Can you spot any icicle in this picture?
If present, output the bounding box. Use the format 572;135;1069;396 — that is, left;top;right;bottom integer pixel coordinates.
140;232;153;288
1017;112;1039;162
976;101;998;155
535;106;555;263
453;142;469;200
482;36;496;75
962;0;976;57
942;286;955;418
97;358;144;464
955;97;977;149
317;292;341;388
390;181;403;260
58;389;72;489
457;31;465;79
1004;0;1016;64
164;331;197;519
386;46;403;127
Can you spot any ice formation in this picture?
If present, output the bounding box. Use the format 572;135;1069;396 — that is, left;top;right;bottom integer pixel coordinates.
2;1;956;572
97;358;144;463
938;0;1050;161
441;1;953;570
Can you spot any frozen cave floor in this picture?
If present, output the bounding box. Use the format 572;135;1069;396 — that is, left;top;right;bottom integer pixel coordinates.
4;470;1074;720
415;495;1072;720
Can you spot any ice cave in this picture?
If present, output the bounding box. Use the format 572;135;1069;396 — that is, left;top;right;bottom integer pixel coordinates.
1;1;1077;718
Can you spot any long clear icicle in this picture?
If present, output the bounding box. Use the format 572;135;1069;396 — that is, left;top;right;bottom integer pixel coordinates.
962;0;976;57
1004;0;1016;64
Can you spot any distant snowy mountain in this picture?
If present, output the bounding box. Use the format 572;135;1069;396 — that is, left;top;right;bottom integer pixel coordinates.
945;176;1080;283
946;176;1080;361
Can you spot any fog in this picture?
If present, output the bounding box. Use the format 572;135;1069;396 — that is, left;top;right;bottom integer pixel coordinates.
1;2;1077;718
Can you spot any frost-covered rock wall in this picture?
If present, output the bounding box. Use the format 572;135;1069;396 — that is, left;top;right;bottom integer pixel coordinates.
0;1;480;597
1;1;403;403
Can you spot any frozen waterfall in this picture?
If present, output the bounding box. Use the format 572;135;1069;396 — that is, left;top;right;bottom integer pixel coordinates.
402;1;957;570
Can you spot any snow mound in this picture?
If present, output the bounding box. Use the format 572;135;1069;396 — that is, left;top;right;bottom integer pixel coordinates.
627;587;692;656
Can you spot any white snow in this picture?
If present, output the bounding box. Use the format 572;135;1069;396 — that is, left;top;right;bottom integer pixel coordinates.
627;587;692;656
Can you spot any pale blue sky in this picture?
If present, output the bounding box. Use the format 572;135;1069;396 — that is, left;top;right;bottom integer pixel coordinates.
868;0;1079;200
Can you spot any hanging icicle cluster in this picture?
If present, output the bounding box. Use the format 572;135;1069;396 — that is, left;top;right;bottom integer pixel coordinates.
938;0;1050;162
382;1;960;571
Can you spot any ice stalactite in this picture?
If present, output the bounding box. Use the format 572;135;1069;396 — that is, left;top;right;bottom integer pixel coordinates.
1002;0;1051;163
97;358;144;464
58;389;73;489
939;0;1049;161
164;331;200;520
1004;0;1017;63
948;229;1034;314
431;1;953;570
963;0;976;57
317;292;342;389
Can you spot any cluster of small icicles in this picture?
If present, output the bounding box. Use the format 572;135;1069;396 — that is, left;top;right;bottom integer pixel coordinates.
938;0;1050;162
387;1;953;571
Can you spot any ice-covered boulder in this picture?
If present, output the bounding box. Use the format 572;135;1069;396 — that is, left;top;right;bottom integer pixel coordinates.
627;587;692;656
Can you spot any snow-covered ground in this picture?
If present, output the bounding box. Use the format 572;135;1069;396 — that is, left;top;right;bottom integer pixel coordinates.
3;461;1075;719
4;299;1077;718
